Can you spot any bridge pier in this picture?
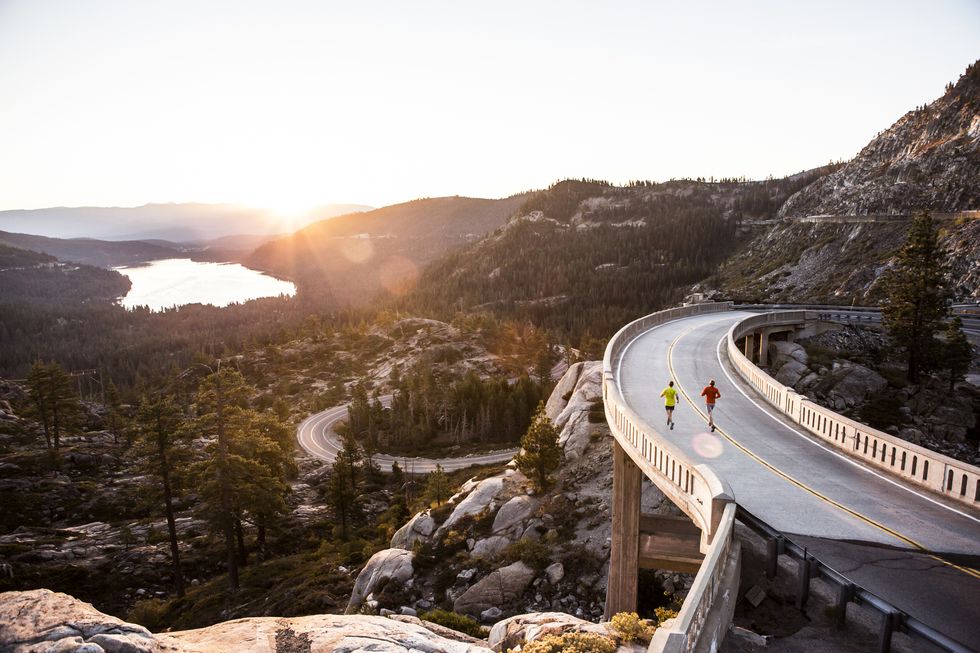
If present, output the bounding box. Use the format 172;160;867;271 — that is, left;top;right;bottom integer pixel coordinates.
605;440;642;619
743;333;755;362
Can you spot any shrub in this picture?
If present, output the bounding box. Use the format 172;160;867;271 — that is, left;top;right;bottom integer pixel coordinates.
430;502;454;524
504;538;552;570
127;598;170;632
654;605;679;625
421;609;489;638
587;410;605;423
515;632;617;653
610;611;654;643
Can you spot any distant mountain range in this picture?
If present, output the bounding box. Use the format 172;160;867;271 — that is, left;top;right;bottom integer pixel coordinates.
0;202;372;242
0;230;182;267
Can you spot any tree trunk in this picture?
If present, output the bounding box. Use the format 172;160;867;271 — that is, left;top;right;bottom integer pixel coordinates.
235;518;247;567
215;376;239;590
256;523;266;560
158;428;185;597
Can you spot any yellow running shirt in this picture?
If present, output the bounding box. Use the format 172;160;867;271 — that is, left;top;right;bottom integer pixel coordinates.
661;386;678;407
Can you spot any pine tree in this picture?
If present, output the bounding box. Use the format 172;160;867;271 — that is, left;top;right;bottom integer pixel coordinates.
942;317;973;392
190;367;291;589
515;402;562;492
26;361;82;449
424;464;451;506
881;213;951;382
105;380;127;446
327;447;361;538
132;393;190;596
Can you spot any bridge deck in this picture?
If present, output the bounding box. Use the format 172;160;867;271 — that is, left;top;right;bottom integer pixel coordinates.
614;310;980;646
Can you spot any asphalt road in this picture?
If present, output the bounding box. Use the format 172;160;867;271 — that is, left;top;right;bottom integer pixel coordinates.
295;396;518;474
614;311;980;647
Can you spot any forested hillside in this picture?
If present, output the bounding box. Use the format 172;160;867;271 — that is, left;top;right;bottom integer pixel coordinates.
247;195;526;307
0;243;131;306
0;230;180;267
401;172;836;347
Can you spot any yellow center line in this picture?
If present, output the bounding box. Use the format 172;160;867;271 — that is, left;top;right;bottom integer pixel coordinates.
665;324;980;581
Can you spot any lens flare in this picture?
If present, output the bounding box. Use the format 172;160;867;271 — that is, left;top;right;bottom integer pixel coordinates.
691;432;724;459
340;237;374;263
379;255;419;296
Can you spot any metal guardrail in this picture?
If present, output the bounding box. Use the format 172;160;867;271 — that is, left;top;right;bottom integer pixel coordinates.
736;506;976;653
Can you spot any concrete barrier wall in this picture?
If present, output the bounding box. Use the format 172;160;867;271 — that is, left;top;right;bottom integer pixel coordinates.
727;312;980;509
603;302;739;652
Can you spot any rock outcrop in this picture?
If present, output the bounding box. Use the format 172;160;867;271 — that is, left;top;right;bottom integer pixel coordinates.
347;549;415;614
487;612;610;652
390;511;436;549
452;562;537;617
0;589;495;653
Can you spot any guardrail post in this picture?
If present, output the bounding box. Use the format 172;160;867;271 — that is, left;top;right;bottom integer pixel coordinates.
835;582;854;629
765;535;783;579
878;610;899;653
796;553;812;610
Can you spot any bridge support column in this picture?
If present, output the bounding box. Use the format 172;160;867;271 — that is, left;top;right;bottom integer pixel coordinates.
758;330;770;366
744;333;755;363
604;440;642;619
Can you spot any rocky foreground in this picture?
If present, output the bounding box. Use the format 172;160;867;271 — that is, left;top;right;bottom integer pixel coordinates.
0;588;657;653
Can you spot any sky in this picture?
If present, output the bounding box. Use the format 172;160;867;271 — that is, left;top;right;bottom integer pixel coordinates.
1;0;978;219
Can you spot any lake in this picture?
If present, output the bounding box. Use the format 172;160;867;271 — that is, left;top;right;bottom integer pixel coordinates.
115;258;296;311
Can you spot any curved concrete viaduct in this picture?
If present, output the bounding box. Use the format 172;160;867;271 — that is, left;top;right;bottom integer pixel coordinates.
603;304;980;652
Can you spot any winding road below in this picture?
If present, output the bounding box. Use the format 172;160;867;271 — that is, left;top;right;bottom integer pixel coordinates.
614;309;980;647
296;396;519;474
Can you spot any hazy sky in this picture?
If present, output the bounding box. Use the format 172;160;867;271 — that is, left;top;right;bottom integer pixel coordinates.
1;0;978;217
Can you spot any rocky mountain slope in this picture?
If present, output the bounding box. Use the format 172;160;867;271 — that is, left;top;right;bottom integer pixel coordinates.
247;195;526;307
702;60;980;304
703;216;980;303
779;60;980;218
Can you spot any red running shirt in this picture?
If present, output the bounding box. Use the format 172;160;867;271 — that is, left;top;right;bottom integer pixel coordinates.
701;386;721;404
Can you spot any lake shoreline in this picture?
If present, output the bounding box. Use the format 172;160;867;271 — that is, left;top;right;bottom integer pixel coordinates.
113;257;296;312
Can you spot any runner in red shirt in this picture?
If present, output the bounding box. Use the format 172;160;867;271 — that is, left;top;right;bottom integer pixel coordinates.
700;379;721;432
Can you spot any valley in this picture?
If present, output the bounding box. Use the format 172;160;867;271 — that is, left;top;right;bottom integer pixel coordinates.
1;55;979;653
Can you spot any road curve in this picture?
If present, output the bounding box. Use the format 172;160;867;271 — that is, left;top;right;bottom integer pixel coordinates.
614;310;980;647
296;397;519;474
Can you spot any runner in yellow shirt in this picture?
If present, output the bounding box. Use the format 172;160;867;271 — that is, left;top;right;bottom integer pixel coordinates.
660;380;678;430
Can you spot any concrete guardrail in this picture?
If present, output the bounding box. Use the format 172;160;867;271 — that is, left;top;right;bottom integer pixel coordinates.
727;311;980;509
603;302;739;652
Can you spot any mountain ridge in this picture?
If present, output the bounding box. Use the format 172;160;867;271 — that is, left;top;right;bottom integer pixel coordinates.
0;202;373;242
778;60;979;218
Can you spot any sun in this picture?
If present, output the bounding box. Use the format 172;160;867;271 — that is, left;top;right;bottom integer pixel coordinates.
253;195;320;233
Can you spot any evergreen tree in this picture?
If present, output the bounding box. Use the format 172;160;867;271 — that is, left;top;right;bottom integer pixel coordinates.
881;213;951;382
104;380;127;446
26;361;82;449
190;367;291;589
132;393;190;596
515;402;562;492
424;464;450;506
327;446;361;538
942;317;973;392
